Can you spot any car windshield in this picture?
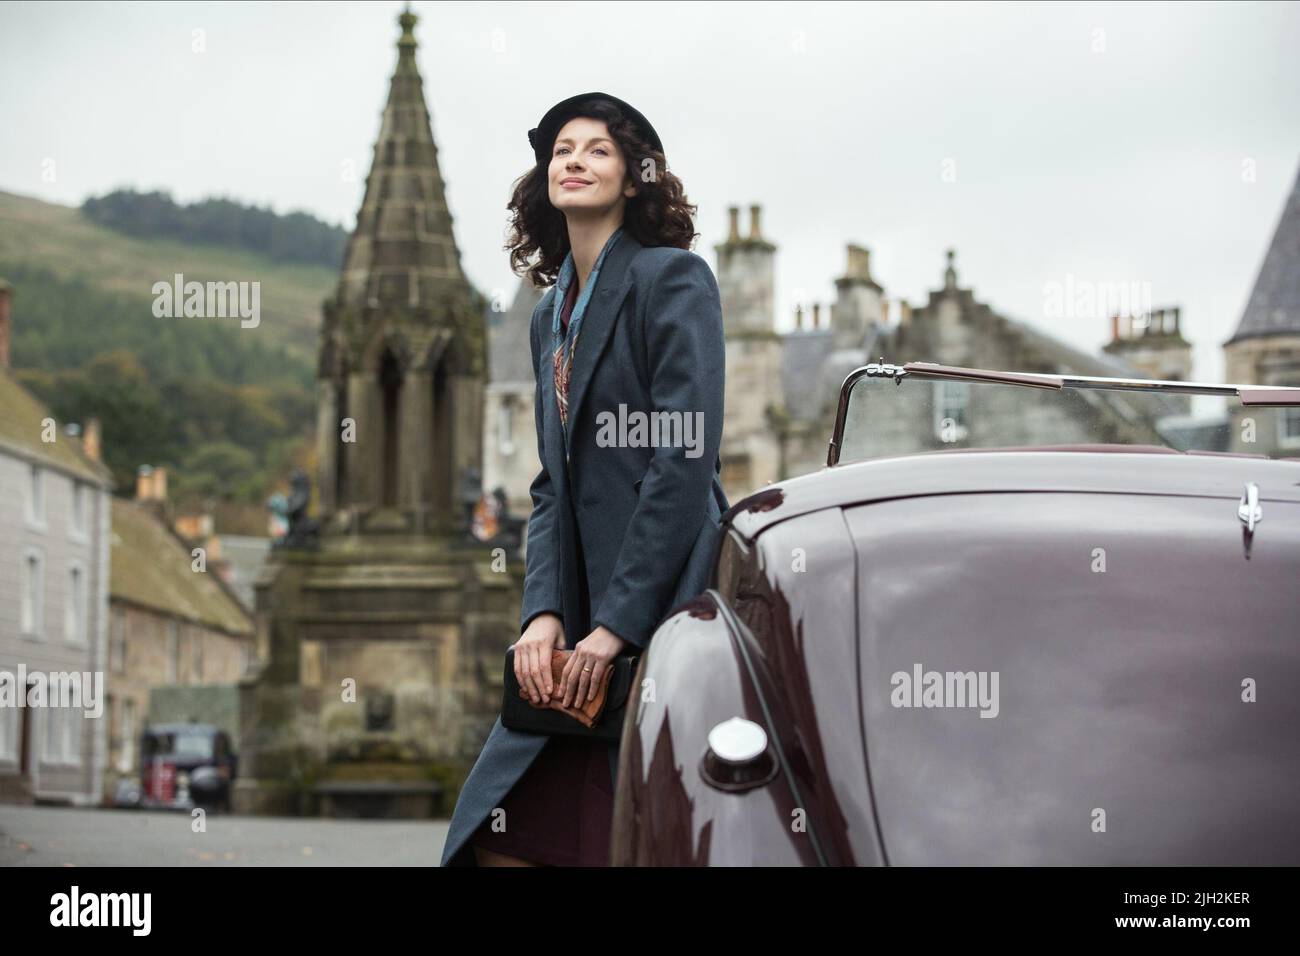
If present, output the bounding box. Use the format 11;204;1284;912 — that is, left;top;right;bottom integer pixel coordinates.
831;362;1300;466
142;731;215;760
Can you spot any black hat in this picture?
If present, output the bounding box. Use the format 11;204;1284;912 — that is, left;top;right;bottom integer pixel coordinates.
528;91;664;165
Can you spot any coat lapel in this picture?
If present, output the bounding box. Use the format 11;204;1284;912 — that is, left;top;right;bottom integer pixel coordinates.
563;232;642;453
538;312;567;481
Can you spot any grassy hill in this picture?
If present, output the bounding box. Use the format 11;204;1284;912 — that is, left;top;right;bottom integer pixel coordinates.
0;189;334;527
0;189;335;363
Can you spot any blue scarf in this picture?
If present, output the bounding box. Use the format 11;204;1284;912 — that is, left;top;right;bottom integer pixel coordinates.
551;225;625;441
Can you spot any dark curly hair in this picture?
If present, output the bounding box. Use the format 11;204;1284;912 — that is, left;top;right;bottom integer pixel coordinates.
506;97;698;288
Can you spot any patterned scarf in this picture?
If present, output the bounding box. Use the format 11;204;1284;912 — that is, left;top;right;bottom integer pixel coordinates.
552;225;625;439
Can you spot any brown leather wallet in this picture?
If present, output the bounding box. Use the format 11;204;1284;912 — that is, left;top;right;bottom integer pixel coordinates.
518;648;615;728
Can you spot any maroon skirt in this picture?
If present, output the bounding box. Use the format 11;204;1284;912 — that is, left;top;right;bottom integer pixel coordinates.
469;734;615;866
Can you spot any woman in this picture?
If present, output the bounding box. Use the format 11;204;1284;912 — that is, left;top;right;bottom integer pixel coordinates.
439;92;729;867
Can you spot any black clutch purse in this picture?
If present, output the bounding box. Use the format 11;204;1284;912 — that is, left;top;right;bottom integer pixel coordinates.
501;646;639;741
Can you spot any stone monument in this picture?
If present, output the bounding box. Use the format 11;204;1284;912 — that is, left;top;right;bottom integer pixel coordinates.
234;7;524;819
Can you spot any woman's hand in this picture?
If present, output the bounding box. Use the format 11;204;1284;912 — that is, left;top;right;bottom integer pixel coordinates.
514;613;564;704
559;626;627;708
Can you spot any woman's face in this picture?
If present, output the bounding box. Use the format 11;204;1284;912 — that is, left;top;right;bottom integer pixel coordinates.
547;116;636;218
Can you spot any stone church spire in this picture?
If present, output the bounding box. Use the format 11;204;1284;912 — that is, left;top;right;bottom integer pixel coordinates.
1225;161;1300;345
316;6;486;533
332;5;469;312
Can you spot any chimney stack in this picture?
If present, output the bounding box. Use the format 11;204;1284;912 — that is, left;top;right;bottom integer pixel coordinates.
749;204;763;241
812;303;821;329
82;417;102;462
0;279;12;370
727;206;740;242
845;245;874;282
794;304;804;331
136;464;169;504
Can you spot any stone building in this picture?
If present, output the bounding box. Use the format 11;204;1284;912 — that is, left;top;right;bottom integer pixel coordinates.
0;279;113;806
1223;162;1300;456
488;205;1201;505
776;244;1193;474
1103;308;1194;387
173;510;271;614
104;466;253;802
236;8;522;818
482;281;542;517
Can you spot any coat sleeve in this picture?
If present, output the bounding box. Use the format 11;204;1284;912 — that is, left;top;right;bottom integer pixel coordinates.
519;297;565;636
591;250;725;648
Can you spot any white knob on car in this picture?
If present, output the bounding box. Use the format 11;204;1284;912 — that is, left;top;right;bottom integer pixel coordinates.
707;717;767;764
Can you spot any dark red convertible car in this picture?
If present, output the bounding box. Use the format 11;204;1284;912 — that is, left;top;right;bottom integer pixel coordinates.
611;362;1300;865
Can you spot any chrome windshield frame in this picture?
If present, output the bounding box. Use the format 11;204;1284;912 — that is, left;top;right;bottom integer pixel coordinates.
827;361;1300;467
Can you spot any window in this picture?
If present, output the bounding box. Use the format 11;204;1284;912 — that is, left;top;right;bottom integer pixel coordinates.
21;548;44;638
1280;407;1300;449
65;563;87;644
27;465;45;527
498;401;515;455
43;707;59;761
167;621;180;682
110;609;127;674
143;731;214;760
66;709;82;765
933;381;971;443
120;699;137;773
42;700;83;766
70;482;87;538
0;699;15;761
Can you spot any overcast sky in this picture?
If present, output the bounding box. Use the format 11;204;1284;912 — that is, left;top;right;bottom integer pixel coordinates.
2;0;1298;382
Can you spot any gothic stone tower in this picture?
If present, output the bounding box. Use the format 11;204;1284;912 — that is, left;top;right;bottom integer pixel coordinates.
235;9;520;819
1224;161;1300;456
315;8;486;533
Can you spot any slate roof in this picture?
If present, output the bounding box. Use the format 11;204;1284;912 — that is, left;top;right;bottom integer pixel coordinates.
777;298;1186;425
998;313;1162;381
996;312;1188;423
0;368;111;485
213;534;271;612
1226;162;1300;344
781;328;835;422
489;279;543;385
111;498;253;636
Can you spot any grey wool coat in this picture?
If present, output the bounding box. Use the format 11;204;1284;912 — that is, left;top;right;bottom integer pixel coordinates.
440;231;729;866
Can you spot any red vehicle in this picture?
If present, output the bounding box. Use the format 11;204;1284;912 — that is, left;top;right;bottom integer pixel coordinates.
611;362;1300;865
133;723;237;813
